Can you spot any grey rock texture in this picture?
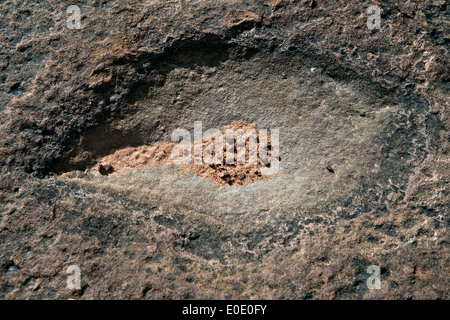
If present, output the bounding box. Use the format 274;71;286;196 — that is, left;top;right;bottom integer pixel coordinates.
0;0;448;299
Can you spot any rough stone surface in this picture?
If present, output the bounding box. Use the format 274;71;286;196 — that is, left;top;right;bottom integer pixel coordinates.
0;0;448;299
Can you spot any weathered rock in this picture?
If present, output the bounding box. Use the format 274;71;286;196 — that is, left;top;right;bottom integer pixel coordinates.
0;0;448;300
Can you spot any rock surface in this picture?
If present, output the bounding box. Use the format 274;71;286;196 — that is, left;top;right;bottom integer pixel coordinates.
0;0;448;299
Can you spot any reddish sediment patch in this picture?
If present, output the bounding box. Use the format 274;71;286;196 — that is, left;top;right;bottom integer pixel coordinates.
91;121;280;186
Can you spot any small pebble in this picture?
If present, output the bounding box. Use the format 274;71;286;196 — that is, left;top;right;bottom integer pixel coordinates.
220;171;230;179
98;164;114;175
239;174;246;180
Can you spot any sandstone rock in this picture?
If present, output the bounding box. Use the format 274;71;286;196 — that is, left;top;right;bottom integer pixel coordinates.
0;0;448;300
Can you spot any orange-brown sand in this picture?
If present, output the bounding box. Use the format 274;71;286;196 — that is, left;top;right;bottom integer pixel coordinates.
91;121;280;186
